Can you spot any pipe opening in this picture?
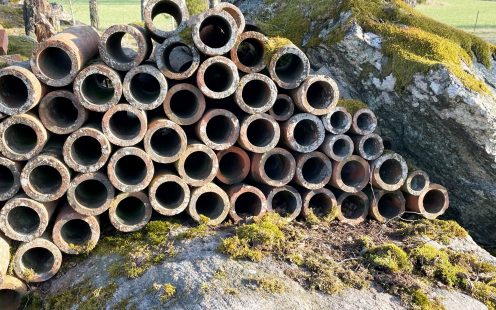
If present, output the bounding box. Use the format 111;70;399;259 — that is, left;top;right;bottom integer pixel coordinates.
357;112;374;132
75;179;108;208
81;74;115;105
7;206;40;234
4;124;37;154
275;53;304;84
333;138;352;157
109;110;142;140
242;79;271;108
170;89;199;118
411;174;427;192
237;38;264;67
341;195;366;219
218;152;244;180
38;47;72;80
199;15;232;48
271;190;298;217
71;136;102;166
184;151;213;180
264;153;291;181
155;181;185;210
151;1;182;32
0;75;28;108
302;157;328;184
162;43;194;73
130;73;161;104
206;115;233;144
61;219;92;245
106;32;139;63
21;247;55;274
423;190;446;214
115;155;147;185
45;96;79;128
235;192;262;218
246;118;275;147
309;193;333;217
150;127;181;157
204;63;234;92
195;192;224;219
0;165;14;194
330;111;349;131
272;97;291;117
306;81;333;109
0;289;22;309
379;159;403;185
116;196;146;225
378;193;403;219
294;120;319;146
363;136;382;158
341;161;366;187
29;165;62;195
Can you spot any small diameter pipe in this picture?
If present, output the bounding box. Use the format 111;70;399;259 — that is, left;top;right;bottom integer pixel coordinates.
368;189;405;222
405;183;449;219
266;185;302;222
13;237;62;282
227;184;267;223
301;188;337;221
148;171;190;216
330;155;370;193
38;90;88;135
370;152;408;191
110;192;153;232
321;107;352;134
268;43;310;89
0;233;8;285
67;172;115;216
235;73;277;114
144;0;190;42
144;119;187;164
0;195;56;242
0;275;28;310
251;147;296;187
0;65;43;115
238;113;280;153
196;56;239;99
175;142;219;187
269;94;295;122
192;9;238;56
0;113;47;161
281;113;325;153
196;109;240;151
230;31;268;73
163;83;206;125
401;170;430;196
320;134;354;162
52;206;100;254
31;26;100;87
216;146;250;185
293;75;340;115
336;191;369;225
0;157;21;201
107;147;155;193
123;64;168;110
352;133;384;161
293;151;332;190
155;36;201;80
188;183;230;225
102;103;148;147
216;2;245;35
349;108;378;135
99;24;152;71
73;63;122;112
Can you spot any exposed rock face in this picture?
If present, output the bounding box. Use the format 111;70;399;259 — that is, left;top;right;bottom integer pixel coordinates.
231;0;496;246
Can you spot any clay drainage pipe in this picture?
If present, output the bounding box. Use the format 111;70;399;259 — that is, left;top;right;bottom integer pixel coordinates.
148;171;190;216
0;157;21;201
216;146;250;185
321;107;352;134
251;147;296;187
0;65;43;115
227;184;267;223
370;152;408;191
175;142;219;187
235;73;277;114
330;155;370;193
0;196;56;242
155;36;201;80
109;192;152;232
197;56;239;99
268;43;310;89
336;192;369;225
102;104;148;147
144;119;187;164
196;109;240;151
188;183;230;225
123;65;168;110
13;237;62;282
163;84;206;126
301;188;337;221
293;151;332;190
238;113;280;153
67;172;115;216
293;75;340;115
107;147;155;192
282;113;325;153
192;9;238;56
266;186;302;222
144;0;190;42
368;190;405;223
52;207;100;254
0;233;8;285
353;133;384;161
0;276;28;310
406;184;449;219
216;2;246;35
269;94;295;122
38;90;88;135
230;31;268;73
320;134;354;161
349;108;378;135
402;170;430;196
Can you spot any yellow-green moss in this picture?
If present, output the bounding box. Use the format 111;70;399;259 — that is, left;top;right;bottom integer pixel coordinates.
224;287;239;295
263;37;293;64
304;256;346;294
7;35;36;59
177;215;212;240
399;219;468;245
253;276;286;293
365;243;413;273
218;236;264;262
337;99;368;115
0;5;23;28
153;283;177;302
472;282;496;310
410;289;446;310
186;0;208;16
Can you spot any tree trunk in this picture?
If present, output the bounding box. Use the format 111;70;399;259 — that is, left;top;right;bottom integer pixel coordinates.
23;0;36;37
89;0;99;30
24;0;55;42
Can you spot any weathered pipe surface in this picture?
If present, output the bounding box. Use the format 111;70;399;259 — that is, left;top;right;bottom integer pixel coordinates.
123;64;168;110
269;94;294;122
266;185;302;222
235;73;277;114
367;189;405;223
149;171;190;216
320;133;354;162
164;83;206;126
321;107;352;134
0;275;28;310
0;65;43;115
216;2;245;35
38;90;88;135
352;133;384;161
192;9;238;56
301;188;337;220
251;147;296;187
102;103;148;147
227;184;267;223
0;195;56;242
144;119;187;164
144;0;189;42
107;147;155;192
63;126;112;173
230;31;267;73
52;206;100;254
73;63;122;112
336;191;369;225
175;141;219;187
196;56;239;99
0;113;48;161
109;192;152;232
401;170;430;196
216;146;250;185
370;152;408;191
281;113;325;153
406;183;449;219
330;155;370;193
13;237;62;282
293;151;332;190
268;43;310;90
349;108;378;135
31;26;100;87
238;113;280;153
292;75;339;116
155;36;201;80
188;183;230;225
196;109;240;151
67;172;115;216
0;233;8;285
0;157;21;201
99;24;152;71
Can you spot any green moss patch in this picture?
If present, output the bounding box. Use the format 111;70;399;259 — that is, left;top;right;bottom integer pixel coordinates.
365;243;412;273
7;35;36;59
337;99;368;115
186;0;208;16
250;276;287;293
0;5;24;29
399;219;468;244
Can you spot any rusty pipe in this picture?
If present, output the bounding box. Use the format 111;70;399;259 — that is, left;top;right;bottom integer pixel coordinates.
67;172;115;216
216;146;250;185
269;94;294;122
0;233;8;286
251;147;296;187
227;184;267;223
281;113;325;153
336;191;369;225
188;183;230;225
320;134;354;161
402;170;430;196
330;155;370;193
155;36;201;80
230;31;267;73
0;275;27;310
370;152;408;191
110;192;153;232
238;113;280;153
39;90;88;135
144;119;187;164
301;188;337;220
405;183;449;219
163;83;206;125
13;237;62;282
196;56;239;99
216;2;245;35
321;107;352;134
266;185;302;222
235;73;277;114
292;75;339;115
268;42;310;89
192;9;238;56
367;189;405;222
349;108;378;135
148;170;190;216
175;141;218;187
196;109;240;151
144;0;190;42
107;147;155;192
293;151;332;190
0;157;21;201
102;103;148;147
123;64;168;110
352;133;384;161
0;65;43;115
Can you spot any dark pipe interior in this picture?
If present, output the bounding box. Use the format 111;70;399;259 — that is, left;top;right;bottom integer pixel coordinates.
161;42;194;73
115;155;147;185
271;97;292;117
309;193;333;217
0;75;28;108
294;119;319;146
29;165;62;195
71;136;102;166
341;195;366;219
204;63;234;92
206;115;233;143
237;37;264;67
4;123;37;154
81;74;115;105
246;119;275;147
378;193;403;219
195;192;224;219
379;159;403;185
264;153;292;181
199;15;232;48
363;136;382;158
116;196;147;225
341;161;366;187
410;174;427;192
38;47;72;80
130;73;161;104
357;112;375;132
8;206;40;234
21;247;55;274
106;32;139;63
151;1;182;31
332;138;352;157
61;219;92;245
301;157;329;184
45;96;79;128
330;111;349;130
155;181;185;210
75;179;108;208
0;289;22;309
219;151;244;181
242;79;271;108
275;53;304;84
271;190;298;217
170;89;199;118
184;151;213;180
423;190;446;214
235;192;262;218
0;165;14;194
150;127;182;157
109;110;142;140
306;81;333;109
